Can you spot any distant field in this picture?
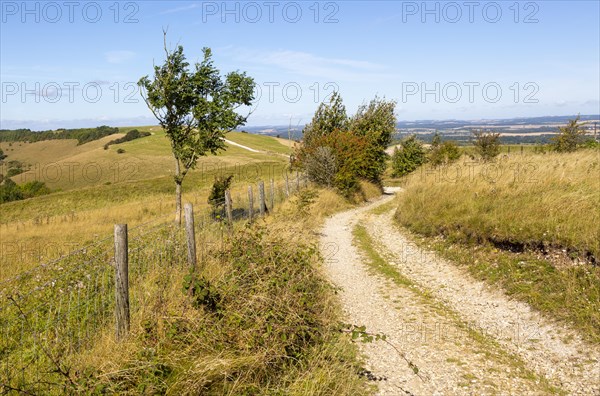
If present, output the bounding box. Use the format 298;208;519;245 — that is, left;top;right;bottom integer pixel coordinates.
1;127;292;191
226;131;294;155
0;127;293;279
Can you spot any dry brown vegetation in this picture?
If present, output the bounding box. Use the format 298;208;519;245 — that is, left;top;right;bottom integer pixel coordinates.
394;149;600;341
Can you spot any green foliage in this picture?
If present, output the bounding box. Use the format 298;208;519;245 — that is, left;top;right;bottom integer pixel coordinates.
302;92;348;147
207;174;234;212
297;129;372;196
103;129;151;149
139;33;255;220
0;179;51;204
429;132;461;166
20;180;51;198
6;166;24;177
472;130;501;161
0;148;6;161
350;96;397;178
116;148;126;154
297;93;396;195
0;125;119;145
183;273;221;312
551;115;589;152
341;323;387;343
391;135;426;177
0;178;23;203
295;188;319;217
583;138;600;149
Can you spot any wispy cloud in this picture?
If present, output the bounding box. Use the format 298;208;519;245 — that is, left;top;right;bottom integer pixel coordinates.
227;48;394;82
105;50;136;64
161;3;199;15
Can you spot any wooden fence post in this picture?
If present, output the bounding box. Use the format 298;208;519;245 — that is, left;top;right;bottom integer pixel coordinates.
114;224;130;341
258;181;267;216
184;203;197;270
248;185;254;222
303;173;308;188
296;171;300;192
270;179;275;210
285;171;290;197
225;190;233;226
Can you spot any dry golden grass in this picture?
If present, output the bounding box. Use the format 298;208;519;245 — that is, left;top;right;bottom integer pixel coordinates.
394;149;600;342
1;124;383;394
61;184;380;394
396;150;600;259
1;129;292;281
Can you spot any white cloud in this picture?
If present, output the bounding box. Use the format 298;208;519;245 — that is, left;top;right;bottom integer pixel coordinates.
105;50;136;64
161;3;199;14
227;48;394;82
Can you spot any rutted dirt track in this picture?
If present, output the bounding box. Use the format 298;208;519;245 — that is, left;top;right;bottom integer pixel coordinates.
320;188;600;396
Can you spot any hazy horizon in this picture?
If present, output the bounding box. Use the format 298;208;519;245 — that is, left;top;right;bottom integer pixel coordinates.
2;1;599;130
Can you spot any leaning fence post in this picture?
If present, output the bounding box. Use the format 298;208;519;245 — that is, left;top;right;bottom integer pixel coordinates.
248;185;254;222
184;203;197;270
270;179;275;210
258;181;267;216
114;224;130;341
285;171;290;197
225;190;233;226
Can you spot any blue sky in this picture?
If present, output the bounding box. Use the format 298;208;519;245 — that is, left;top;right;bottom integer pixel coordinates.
1;0;599;130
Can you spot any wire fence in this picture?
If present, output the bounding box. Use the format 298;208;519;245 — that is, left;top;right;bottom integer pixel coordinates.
0;174;308;394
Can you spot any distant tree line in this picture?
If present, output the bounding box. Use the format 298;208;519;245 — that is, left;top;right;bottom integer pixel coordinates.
390;115;599;178
392;132;558;146
103;129;151;150
0;125;119;145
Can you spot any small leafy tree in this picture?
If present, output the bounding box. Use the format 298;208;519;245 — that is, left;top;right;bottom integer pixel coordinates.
139;32;255;224
430;131;442;148
429;132;461;166
207;174;234;215
350;96;397;182
0;179;23;203
551;115;588;152
472;130;501;161
391;135;426;177
302;92;348;147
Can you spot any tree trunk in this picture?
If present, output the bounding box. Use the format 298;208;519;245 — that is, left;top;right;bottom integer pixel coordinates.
175;181;182;225
175;157;182;225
